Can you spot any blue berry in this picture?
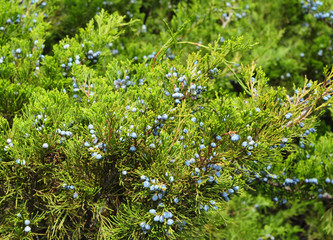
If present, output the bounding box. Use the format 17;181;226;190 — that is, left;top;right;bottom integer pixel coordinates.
221;192;229;202
231;134;240;142
285;113;292;119
129;146;136;152
169;176;174;183
24;226;31;232
73;192;78;199
228;189;234;195
167;219;174;225
145;224;151;230
130;132;137;139
140;175;146;181
143;181;150;188
152;195;158;201
149;209;156;214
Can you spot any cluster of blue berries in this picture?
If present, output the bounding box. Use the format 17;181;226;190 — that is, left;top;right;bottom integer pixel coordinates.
188;83;205;100
32;111;47;131
272;197;287;205
56;128;73;144
249;160;332;201
141;175;168;202
71;77;95;100
150;113;168;137
18;214;32;233
301;0;333;25
113;74;135;90
206;163;222;180
12;48;23;59
108;43;120;55
1;3;46;33
142;51;156;62
138;174;184;234
241;136;258;154
220;186;239;202
139;221;151;234
304;178;319;184
152;211;174;225
85;124;106;159
222;2;249;21
283;178;299;187
185;157;196;167
280;72;291;80
199;200;218;211
62;183;78;199
4;138;14;152
16;159;26;166
208;67;219;78
165;48;175;60
86;50;101;63
61;56;81;76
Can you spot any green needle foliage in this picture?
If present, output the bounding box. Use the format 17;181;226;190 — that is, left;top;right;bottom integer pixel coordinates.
0;0;332;239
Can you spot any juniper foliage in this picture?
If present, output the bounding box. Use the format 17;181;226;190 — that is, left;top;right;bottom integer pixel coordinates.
0;0;333;239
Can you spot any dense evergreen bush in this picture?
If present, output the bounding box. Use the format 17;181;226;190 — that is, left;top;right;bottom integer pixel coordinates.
0;0;332;239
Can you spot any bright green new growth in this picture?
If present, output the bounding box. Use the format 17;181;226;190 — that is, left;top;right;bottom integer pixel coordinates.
0;1;333;239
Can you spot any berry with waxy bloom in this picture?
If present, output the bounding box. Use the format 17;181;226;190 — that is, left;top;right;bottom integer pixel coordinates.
231;134;240;142
24;226;31;232
129;146;136;152
167;219;174;225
